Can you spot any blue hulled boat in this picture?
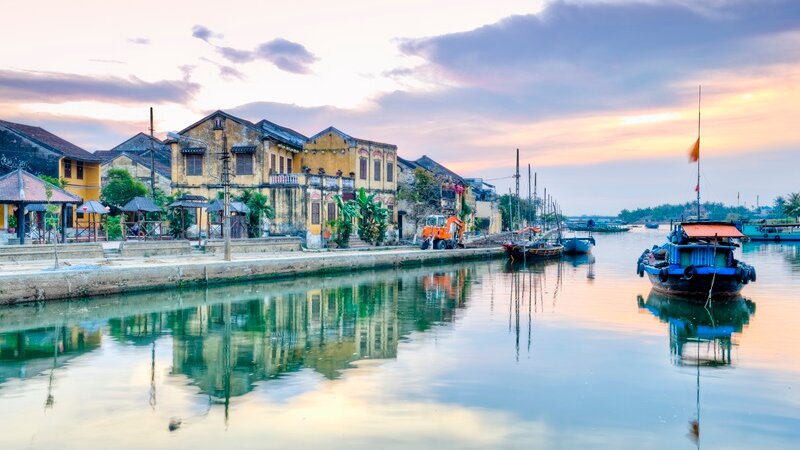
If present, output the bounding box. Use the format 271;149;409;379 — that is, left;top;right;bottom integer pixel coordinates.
636;222;756;298
645;222;660;229
559;236;595;254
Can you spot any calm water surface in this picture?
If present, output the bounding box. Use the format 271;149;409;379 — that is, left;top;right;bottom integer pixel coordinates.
1;229;799;449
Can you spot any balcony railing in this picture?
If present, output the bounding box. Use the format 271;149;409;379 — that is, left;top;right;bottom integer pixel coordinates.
308;175;321;186
269;173;300;185
323;177;339;189
341;178;355;191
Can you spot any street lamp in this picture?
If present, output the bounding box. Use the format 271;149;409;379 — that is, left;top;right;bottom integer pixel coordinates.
167;131;232;261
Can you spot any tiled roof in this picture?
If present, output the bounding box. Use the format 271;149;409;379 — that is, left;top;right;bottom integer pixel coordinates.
178;110;260;135
110;132;163;152
120;196;162;212
415;155;465;184
0;168;82;203
258;119;308;150
230;145;257;153
0;120;100;162
308;126;397;149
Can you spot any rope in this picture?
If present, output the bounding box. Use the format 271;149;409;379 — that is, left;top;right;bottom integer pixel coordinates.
704;235;719;308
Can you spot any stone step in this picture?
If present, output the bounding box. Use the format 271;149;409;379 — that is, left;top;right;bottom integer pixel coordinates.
347;235;371;248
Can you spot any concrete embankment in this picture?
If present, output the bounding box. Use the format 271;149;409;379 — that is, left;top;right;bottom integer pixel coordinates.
0;247;503;305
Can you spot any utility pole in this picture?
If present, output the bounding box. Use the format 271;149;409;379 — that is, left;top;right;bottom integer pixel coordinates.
149;107;156;197
221;133;232;261
514;148;520;230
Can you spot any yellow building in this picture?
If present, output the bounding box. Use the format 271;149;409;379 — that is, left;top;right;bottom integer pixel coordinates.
96;132;172;195
303;127;398;244
0;119;100;232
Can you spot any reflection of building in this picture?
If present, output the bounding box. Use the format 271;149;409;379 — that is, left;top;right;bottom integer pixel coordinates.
0;325;103;384
638;291;756;366
164;267;473;398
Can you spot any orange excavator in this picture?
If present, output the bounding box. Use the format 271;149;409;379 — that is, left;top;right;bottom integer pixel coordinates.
420;215;465;250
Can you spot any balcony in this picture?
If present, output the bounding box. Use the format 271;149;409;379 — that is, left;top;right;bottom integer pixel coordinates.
341;178;355;191
269;173;300;186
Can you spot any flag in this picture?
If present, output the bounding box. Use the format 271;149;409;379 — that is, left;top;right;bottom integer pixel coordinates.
695;184;699;192
688;138;700;162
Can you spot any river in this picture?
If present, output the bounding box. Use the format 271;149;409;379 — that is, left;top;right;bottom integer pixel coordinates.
1;228;798;449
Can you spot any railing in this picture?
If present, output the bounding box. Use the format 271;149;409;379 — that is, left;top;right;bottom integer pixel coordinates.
308;175;321;186
342;178;355;190
323;177;339;189
269;173;300;185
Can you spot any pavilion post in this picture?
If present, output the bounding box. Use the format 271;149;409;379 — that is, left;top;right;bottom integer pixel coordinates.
17;203;25;245
61;204;67;243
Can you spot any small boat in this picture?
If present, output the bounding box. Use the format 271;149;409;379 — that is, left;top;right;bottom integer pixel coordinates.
738;222;800;242
568;219;630;233
503;240;564;260
636;222;756;298
645;222;660;229
559;235;595;254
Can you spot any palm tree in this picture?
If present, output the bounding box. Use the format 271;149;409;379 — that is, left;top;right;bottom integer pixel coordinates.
783;192;800;222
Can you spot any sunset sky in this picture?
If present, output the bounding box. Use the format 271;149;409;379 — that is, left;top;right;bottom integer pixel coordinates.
1;0;798;214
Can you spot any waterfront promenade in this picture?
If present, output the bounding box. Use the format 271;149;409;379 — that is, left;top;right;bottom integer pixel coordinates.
0;246;502;304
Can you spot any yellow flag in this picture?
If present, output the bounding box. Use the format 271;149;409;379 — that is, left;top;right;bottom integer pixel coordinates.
688;138;700;162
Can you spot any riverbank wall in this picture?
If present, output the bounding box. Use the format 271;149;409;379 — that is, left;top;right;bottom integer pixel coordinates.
0;247;503;305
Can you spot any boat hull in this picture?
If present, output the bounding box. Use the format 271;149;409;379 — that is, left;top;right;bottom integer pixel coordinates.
503;243;563;260
562;238;592;254
645;271;744;298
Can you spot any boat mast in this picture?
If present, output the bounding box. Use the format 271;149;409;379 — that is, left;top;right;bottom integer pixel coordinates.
527;164;532;228
515;148;521;230
697;85;701;221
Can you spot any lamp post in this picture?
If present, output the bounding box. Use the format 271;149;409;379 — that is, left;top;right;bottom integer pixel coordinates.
167;131;232;261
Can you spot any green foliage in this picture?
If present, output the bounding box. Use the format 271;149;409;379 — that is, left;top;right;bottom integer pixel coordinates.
7;214;16;228
354;188;389;244
39;175;67;188
101;168;148;212
332;194;360;247
784;192;800;221
498;194;539;230
233;189;275;237
397;168;443;231
459;194;473;220
618;202;753;222
106;215;122;240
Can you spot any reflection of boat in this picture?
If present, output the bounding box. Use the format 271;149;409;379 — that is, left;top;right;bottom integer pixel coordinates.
637;222;756;298
563;253;595;267
559;236;595;254
638;290;755;366
645;222;660;229
738;222;800;242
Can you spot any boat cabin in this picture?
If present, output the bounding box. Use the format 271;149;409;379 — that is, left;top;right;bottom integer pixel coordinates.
662;223;744;268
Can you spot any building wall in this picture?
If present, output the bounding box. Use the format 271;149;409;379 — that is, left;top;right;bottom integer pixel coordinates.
58;158;101;226
0;127;61;177
101;155;171;194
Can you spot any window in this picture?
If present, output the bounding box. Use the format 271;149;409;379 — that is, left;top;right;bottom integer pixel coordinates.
287;158;293;173
359;157;367;180
387;162;394;182
374;160;381;181
76;161;84;180
186;154;203;176
236;153;253;175
279;156;285;174
311;202;321;225
63;159;72;178
327;202;336;221
270;154;276;173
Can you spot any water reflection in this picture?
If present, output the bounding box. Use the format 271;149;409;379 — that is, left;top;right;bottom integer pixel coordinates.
637;291;756;366
0;266;475;407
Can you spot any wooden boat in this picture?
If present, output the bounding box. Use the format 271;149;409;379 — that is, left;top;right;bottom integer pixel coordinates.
559;236;595;254
637;222;756;298
503;240;563;260
739;222;800;242
645;222;660;229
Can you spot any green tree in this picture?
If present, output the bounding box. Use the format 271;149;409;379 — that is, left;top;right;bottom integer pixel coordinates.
397;168;442;240
498;194;539;231
354;188;389;244
331;195;360;247
44;183;60;268
39;175;67;189
783;192;800;221
101;169;148;212
233;189;275;237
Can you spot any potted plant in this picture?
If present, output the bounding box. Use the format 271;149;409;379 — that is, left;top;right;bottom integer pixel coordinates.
7;214;16;233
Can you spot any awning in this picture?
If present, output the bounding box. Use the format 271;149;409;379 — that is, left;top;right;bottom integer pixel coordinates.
682;223;744;238
230;145;257;153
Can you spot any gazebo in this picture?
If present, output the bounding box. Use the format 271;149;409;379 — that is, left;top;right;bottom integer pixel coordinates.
120;196;164;240
206;200;249;239
75;200;110;242
0;168;81;245
168;194;209;240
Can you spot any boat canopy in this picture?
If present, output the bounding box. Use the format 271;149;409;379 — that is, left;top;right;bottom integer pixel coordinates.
681;223;743;239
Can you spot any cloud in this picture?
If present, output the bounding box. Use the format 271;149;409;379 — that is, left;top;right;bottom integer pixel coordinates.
191;25;223;42
396;0;800;115
127;37;150;45
254;38;318;74
217;46;255;63
0;69;199;104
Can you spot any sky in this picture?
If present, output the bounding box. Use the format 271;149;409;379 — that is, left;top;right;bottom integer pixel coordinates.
1;0;798;214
